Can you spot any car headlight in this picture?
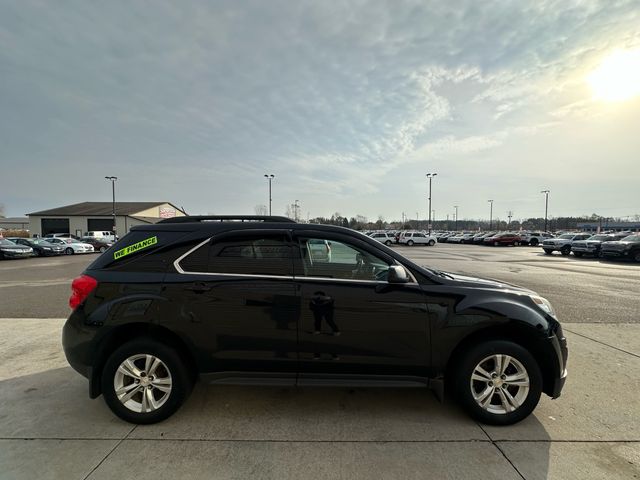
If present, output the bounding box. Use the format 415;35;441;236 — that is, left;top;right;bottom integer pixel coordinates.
530;295;556;317
43;247;51;250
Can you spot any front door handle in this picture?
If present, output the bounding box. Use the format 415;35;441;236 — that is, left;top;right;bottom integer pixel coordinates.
185;282;211;294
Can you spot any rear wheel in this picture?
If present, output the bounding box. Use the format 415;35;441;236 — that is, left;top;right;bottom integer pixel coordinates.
101;338;193;424
100;246;108;253
560;246;571;256
543;249;553;255
65;247;74;255
454;340;542;425
494;241;499;246
428;239;436;246
384;240;392;246
407;240;414;246
529;238;539;246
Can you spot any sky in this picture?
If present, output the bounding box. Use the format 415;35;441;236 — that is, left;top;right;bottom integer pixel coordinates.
1;0;639;223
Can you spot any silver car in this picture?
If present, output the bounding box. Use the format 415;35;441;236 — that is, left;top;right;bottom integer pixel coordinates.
46;237;95;255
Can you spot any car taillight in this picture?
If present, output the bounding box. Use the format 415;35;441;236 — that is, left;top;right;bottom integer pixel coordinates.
69;275;98;309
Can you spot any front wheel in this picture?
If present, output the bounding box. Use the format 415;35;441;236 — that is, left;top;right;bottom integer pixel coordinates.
101;338;193;424
384;240;392;246
407;240;414;246
494;241;499;246
454;340;542;425
65;247;74;255
560;246;571;256
428;239;436;246
633;251;640;263
529;238;539;246
100;246;108;253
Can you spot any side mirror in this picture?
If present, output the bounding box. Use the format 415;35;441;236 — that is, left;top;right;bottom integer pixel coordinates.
387;265;410;284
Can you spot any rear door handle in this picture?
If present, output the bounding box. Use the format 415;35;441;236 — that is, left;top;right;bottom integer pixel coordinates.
185;283;211;294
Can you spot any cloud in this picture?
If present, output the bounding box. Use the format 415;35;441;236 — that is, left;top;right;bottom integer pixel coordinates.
0;0;639;218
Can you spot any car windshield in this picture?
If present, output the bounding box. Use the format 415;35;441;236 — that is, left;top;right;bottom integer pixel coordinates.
559;234;574;239
621;235;640;242
0;239;17;245
588;235;610;241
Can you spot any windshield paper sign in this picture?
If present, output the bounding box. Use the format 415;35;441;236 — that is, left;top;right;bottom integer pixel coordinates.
113;236;158;260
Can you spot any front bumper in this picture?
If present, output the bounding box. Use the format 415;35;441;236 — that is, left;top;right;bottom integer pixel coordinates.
601;249;629;257
1;250;32;258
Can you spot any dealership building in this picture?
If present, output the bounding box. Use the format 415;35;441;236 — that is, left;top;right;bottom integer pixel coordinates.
27;202;186;237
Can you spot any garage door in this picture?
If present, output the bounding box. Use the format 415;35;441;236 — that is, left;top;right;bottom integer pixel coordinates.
87;218;114;232
41;218;70;235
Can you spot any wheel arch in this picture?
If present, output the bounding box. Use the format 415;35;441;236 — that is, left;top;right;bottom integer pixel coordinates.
89;322;197;398
444;324;560;398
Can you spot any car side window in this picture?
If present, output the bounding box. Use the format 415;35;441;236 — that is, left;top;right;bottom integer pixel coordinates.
180;234;293;276
296;236;390;281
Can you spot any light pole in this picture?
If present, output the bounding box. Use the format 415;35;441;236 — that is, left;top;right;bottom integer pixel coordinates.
426;173;437;235
454;205;458;231
541;190;550;232
104;176;117;235
507;210;513;229
431;210;435;230
264;174;275;215
488;199;494;230
294;200;300;222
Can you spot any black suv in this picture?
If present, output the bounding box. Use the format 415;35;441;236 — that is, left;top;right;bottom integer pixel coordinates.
62;216;568;425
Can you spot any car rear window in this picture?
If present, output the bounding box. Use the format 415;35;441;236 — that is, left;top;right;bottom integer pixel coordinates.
87;230;191;271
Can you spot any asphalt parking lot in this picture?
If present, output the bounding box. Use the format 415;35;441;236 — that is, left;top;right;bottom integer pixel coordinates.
1;244;639;479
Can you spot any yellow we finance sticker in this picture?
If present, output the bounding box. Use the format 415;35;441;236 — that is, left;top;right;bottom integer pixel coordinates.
113;236;158;260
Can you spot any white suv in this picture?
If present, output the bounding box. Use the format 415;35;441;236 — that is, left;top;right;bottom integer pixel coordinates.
399;231;437;246
368;232;394;246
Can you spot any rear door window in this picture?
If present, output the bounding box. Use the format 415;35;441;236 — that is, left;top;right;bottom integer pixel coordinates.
179;232;294;277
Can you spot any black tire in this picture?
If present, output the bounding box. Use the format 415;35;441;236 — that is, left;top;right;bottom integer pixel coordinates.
573;252;583;257
454;340;542;426
529;238;539;246
543;249;553;255
633;251;640;263
101;338;193;424
385;240;392;246
100;246;107;253
65;247;74;255
493;241;499;246
560;246;571;256
428;239;436;246
407;240;414;246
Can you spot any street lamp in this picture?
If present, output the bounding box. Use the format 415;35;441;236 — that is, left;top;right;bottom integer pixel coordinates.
541;190;550;232
294;199;300;222
454;205;458;231
264;174;275;215
104;176;117;235
426;173;437;235
488;199;494;230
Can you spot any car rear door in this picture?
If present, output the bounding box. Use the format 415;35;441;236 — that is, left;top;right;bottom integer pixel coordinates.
292;230;430;381
167;229;299;382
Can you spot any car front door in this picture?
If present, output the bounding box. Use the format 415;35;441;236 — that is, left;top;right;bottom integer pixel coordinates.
167;230;299;382
292;230;430;382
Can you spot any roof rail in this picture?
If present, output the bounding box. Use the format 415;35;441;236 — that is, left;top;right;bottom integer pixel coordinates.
157;215;296;224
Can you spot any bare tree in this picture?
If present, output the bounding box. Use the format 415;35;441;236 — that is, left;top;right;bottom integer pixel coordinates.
254;204;268;216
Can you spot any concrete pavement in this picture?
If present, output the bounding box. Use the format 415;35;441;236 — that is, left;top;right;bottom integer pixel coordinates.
0;318;638;479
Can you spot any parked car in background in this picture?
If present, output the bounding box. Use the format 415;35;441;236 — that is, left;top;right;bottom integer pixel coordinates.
438;232;456;243
600;234;640;262
80;236;113;253
307;238;332;262
540;233;591;255
473;232;496;244
44;233;81;240
368;232;394;246
7;237;64;256
446;233;466;243
484;233;522;246
85;231;117;243
0;238;33;259
521;232;554;246
571;233;629;258
399;231;437;246
46;237;95;255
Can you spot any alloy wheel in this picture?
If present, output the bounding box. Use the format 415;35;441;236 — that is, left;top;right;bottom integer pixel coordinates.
470;354;530;415
114;354;173;413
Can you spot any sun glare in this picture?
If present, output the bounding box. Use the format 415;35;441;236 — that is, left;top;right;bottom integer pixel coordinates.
588;48;640;102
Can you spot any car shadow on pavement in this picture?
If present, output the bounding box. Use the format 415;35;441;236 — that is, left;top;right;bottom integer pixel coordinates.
0;368;551;479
